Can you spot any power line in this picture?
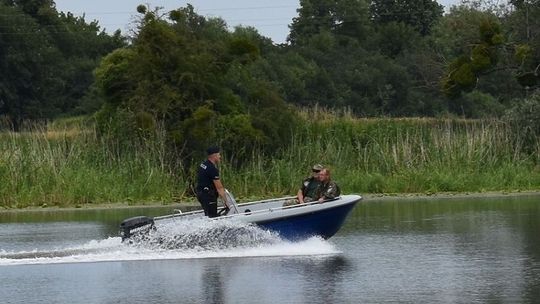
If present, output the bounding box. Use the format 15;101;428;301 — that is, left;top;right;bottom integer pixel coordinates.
0;22;292;36
68;4;298;15
0;5;298;28
0;4;299;17
0;13;298;34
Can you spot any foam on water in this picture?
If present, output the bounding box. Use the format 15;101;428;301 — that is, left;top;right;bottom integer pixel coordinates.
0;218;340;266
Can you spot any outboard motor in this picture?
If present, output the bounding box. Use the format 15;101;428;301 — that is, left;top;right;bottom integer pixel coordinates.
120;216;155;241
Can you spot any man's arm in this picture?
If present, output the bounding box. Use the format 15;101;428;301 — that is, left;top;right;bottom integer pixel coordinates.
213;179;230;208
297;189;305;203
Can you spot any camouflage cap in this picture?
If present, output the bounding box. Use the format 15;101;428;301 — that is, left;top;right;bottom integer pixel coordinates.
312;164;324;171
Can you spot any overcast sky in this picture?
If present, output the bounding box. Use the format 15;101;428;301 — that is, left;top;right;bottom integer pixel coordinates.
54;0;460;43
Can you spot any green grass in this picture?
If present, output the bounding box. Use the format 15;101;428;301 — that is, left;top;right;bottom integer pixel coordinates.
1;114;539;208
0;119;180;208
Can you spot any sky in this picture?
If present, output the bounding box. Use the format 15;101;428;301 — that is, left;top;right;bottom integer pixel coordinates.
54;0;460;44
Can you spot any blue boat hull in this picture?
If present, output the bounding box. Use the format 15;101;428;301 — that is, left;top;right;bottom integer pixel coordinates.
255;200;357;240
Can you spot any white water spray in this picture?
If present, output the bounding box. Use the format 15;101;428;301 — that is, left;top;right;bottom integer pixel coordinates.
0;218;340;266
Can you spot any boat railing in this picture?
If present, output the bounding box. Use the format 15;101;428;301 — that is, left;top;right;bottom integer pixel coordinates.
153;195;346;221
237;196;297;206
216;196;343;219
154;209;203;221
155;189;238;220
224;189;240;214
277;197;341;210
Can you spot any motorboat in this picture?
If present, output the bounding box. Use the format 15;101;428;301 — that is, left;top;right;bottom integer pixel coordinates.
120;191;362;241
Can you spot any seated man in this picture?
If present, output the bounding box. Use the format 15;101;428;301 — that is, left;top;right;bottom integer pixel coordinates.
316;168;340;202
296;164;324;204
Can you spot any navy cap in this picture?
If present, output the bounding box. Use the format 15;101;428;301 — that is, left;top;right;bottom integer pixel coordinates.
206;146;220;155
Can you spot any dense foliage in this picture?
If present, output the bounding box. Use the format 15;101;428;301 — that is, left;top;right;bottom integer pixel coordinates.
94;5;297;165
1;0;539;168
0;0;125;129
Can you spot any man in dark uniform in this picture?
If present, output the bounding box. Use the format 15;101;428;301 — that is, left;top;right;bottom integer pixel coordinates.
297;164;324;203
196;146;230;217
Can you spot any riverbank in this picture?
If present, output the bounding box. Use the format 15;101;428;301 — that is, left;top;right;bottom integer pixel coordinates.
363;190;540;201
1;190;539;213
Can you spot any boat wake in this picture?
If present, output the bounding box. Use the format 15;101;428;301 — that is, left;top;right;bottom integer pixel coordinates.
0;218;340;266
126;217;281;250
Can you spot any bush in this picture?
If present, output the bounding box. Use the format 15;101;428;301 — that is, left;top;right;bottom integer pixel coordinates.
504;93;540;155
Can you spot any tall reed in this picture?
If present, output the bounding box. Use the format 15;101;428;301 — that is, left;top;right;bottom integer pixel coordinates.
225;114;539;198
0;118;179;208
1;114;538;208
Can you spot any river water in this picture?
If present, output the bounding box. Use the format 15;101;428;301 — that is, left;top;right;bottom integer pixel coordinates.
1;195;539;304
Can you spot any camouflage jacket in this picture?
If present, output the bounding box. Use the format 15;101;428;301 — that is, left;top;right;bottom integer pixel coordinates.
301;177;320;200
317;180;341;200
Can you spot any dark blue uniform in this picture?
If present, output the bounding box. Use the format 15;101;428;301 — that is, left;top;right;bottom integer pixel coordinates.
196;159;220;217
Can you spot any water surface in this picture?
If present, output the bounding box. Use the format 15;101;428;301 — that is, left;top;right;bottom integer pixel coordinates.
1;195;539;303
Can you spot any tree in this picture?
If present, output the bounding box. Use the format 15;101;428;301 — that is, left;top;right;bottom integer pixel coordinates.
288;0;371;45
0;3;59;129
372;21;421;58
437;2;539;106
0;0;125;129
507;0;540;91
439;8;506;98
370;0;444;36
95;6;298;165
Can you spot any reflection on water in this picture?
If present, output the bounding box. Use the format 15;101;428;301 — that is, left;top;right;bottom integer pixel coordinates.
300;256;349;303
203;265;225;304
1;194;539;303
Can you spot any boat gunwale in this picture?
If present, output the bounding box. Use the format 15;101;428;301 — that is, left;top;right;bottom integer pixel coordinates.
154;194;362;222
252;197;361;225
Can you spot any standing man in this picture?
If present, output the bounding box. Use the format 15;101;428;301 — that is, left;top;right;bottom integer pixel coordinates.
297;164;324;203
196;146;230;218
316;168;341;202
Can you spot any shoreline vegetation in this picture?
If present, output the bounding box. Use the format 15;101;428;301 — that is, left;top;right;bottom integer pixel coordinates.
1;191;539;213
1;113;539;209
